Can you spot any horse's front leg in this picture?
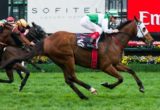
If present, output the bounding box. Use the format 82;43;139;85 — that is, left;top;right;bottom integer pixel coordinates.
13;63;30;91
0;68;14;83
114;63;144;93
16;70;24;80
101;65;123;89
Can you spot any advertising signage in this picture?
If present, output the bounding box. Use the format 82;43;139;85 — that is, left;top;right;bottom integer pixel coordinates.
28;0;105;33
128;0;160;32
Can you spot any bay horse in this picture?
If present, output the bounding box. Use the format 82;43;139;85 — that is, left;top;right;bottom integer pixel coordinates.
2;17;154;99
0;22;47;91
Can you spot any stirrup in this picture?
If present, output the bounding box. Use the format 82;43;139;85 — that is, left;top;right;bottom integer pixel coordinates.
90;38;96;44
87;44;95;48
90;38;94;43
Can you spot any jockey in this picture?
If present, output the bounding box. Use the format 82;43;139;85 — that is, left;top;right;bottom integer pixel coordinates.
0;16;15;26
0;18;35;46
15;19;35;46
0;19;7;27
0;19;7;33
80;12;119;48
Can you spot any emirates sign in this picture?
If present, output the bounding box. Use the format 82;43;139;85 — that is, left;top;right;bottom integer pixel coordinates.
128;0;160;32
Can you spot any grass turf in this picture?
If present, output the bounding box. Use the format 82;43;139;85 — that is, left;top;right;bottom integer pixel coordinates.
0;71;159;110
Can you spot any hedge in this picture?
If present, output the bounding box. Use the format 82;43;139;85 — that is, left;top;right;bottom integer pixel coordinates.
21;63;160;73
0;63;159;73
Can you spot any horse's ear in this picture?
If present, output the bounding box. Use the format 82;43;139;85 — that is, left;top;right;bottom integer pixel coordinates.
32;22;36;27
134;16;139;22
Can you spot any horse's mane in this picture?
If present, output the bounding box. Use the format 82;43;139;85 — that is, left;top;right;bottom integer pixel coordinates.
0;22;13;33
26;23;47;43
11;33;23;46
99;21;132;42
4;22;14;30
117;20;132;30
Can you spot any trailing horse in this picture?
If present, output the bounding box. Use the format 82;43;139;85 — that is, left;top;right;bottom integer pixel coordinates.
2;17;154;99
0;22;47;91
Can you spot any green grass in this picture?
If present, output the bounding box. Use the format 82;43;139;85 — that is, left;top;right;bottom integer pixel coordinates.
0;71;159;110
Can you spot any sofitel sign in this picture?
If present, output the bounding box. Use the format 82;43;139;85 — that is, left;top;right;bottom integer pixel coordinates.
128;0;160;32
28;0;105;33
32;7;102;14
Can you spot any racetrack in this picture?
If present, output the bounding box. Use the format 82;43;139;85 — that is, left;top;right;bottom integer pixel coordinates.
0;71;159;110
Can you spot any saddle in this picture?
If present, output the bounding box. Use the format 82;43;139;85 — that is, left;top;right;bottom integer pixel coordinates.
76;33;105;49
76;33;97;49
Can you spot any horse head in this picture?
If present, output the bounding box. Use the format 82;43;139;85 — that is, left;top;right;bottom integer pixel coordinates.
0;23;14;45
26;22;47;43
134;16;154;45
116;17;154;46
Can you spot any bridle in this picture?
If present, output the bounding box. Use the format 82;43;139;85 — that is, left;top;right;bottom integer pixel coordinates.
3;22;15;32
111;18;147;50
0;42;7;46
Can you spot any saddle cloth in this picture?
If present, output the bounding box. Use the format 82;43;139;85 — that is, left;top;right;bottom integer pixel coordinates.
76;33;98;69
76;33;98;49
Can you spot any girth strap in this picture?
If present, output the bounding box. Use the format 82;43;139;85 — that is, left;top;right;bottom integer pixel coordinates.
91;49;98;69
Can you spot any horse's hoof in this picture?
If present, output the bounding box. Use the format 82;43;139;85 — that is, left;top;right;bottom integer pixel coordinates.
80;96;88;100
101;82;114;89
101;82;108;87
19;88;22;92
92;90;97;95
89;87;97;95
41;70;45;73
139;87;145;93
19;85;24;92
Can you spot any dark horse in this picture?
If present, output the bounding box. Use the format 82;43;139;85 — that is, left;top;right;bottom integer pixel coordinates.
0;22;47;91
2;17;154;99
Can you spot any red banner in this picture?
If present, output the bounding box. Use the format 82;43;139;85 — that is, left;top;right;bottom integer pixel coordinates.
128;0;160;32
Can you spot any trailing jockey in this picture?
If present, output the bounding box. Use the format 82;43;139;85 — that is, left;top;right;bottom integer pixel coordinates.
0;18;35;47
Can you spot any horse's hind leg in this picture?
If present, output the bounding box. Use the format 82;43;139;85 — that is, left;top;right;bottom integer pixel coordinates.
13;63;30;91
64;61;97;94
28;61;45;72
114;63;144;93
60;58;92;99
101;65;123;89
70;76;97;95
64;74;88;99
63;69;88;99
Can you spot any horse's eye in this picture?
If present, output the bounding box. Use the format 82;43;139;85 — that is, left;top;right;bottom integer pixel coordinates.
142;28;146;32
138;22;141;25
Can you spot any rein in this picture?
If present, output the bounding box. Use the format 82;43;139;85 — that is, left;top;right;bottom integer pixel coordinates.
0;42;7;46
4;22;14;31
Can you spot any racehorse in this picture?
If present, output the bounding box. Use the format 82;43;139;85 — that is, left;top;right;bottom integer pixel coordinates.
2;17;154;99
0;22;47;91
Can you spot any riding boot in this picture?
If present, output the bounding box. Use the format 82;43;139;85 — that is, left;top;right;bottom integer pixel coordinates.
89;32;99;43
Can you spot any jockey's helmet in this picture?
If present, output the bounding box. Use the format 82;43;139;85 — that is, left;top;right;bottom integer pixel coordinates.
108;9;119;17
104;12;113;19
6;16;15;24
16;19;29;28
